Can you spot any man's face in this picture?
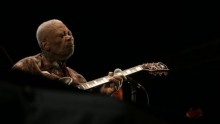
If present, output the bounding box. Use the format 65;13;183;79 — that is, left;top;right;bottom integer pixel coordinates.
46;23;74;60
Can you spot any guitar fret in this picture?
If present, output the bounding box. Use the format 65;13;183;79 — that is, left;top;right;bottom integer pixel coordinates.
97;79;105;85
79;65;144;90
94;80;98;84
83;83;89;89
102;77;108;82
136;66;142;70
76;63;169;90
126;69;131;74
80;76;110;90
122;65;142;76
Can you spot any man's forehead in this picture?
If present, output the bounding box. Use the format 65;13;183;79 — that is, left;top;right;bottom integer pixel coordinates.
49;23;69;32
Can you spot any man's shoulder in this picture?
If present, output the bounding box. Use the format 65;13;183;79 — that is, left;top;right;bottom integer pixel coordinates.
12;54;41;69
16;54;40;62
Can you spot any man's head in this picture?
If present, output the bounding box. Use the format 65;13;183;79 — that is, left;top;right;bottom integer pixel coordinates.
36;19;74;61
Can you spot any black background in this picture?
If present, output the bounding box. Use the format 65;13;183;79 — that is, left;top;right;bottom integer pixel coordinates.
1;2;220;123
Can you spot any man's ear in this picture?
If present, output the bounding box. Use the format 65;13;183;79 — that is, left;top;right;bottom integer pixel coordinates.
42;40;49;51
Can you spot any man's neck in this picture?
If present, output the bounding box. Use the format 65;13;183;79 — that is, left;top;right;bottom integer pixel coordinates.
41;52;66;68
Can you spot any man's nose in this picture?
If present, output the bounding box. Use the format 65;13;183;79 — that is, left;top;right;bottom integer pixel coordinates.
66;36;73;41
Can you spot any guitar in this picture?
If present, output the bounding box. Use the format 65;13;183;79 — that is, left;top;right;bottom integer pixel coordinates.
75;62;169;90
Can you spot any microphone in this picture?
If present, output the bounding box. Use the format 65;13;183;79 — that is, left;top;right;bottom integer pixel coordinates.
114;68;144;89
126;76;145;89
113;68;124;88
113;68;123;74
114;68;150;108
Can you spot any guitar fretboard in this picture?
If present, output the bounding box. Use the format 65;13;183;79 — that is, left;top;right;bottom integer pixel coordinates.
76;65;143;90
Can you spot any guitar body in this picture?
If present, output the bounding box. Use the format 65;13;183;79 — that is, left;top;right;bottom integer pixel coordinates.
111;88;124;101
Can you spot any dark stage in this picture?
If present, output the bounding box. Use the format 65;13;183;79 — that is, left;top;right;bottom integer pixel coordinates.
1;2;219;124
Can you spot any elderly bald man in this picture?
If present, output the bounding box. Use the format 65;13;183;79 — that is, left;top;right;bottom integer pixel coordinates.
12;19;125;96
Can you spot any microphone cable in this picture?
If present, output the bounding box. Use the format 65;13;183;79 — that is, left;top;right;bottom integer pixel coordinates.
126;76;150;109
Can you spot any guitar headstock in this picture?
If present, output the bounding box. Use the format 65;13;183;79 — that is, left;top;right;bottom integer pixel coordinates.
142;62;169;76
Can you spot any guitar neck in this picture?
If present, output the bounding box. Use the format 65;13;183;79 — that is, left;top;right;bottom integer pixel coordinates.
76;65;143;90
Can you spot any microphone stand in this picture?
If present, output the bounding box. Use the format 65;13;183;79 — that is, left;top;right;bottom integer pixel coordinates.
128;80;137;103
126;76;150;109
113;68;149;108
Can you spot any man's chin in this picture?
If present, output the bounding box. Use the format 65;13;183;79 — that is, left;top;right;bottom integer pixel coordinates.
60;52;74;60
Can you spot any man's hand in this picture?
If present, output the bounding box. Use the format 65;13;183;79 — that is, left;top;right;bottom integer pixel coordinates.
100;71;126;95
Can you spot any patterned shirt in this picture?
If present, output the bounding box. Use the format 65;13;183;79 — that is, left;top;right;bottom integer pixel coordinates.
12;53;87;85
